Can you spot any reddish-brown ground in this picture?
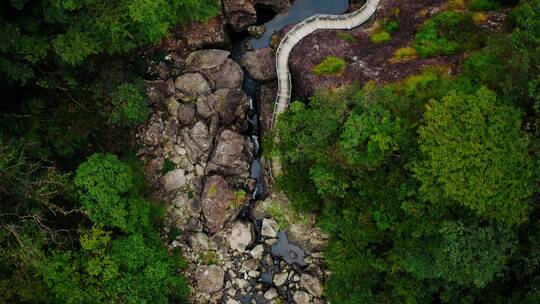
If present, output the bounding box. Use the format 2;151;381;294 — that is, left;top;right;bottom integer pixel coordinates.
288;0;464;97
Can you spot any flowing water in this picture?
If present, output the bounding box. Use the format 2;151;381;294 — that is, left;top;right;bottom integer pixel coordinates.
229;2;351;302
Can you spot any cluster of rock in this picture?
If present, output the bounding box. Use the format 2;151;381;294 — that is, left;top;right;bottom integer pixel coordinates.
139;48;253;232
172;0;291;52
137;0;332;303
181;217;328;304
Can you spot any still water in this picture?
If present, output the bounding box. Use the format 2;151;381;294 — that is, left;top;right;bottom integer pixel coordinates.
249;0;350;49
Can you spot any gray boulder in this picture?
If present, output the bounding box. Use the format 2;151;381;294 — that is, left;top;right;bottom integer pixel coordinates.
185;49;230;72
293;291;311;304
195;265;225;293
181;122;212;164
161;169;186;192
177;103;196;125
241;48;277;81
206;129;253;178
196;88;249;125
210;59;244;90
174;73;211;102
229;220;255;252
200;175;236;233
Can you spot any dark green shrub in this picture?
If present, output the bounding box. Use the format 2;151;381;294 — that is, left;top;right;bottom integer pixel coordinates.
469;0;502;11
108;81;151;126
413;12;481;58
384;20;400;34
337;32;358;43
162;159;176;174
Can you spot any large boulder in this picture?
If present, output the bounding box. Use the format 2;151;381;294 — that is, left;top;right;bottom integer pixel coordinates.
196;89;248;125
181;121;212;164
181;14;230;49
222;0;257;31
241;48;277;82
174;73;211;102
206;129;253;178
228;220;255;252
161;169;186;192
195;265;225;293
185;49;230;72
300;273;324;298
200;175;236;233
253;0;291;13
209;59;244;90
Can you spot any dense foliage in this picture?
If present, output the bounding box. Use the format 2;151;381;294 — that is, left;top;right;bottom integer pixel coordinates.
275;0;540;302
0;0;218;302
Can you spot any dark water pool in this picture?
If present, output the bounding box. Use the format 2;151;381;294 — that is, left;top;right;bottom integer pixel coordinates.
249;0;350;49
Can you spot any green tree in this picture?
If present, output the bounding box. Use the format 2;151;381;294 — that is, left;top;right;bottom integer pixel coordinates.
413;88;534;225
74;153;150;232
39;226;188;304
339;86;413;169
1;0;219;80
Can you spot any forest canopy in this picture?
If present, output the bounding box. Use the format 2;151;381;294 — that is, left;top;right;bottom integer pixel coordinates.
274;0;540;302
0;0;217;302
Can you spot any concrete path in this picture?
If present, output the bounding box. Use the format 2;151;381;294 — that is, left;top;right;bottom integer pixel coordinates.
270;0;380;175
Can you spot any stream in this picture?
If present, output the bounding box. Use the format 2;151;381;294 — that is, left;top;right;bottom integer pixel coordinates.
226;1;350;303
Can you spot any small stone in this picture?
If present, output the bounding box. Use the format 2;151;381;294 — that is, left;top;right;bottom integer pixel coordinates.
165;97;180;117
226;299;240;304
195;265;224;293
273;271;288;287
227;288;236;296
261;218;278;238
228;221;254;252
161;169;186;192
264;288;278;300
293;291;310;304
250;245;264;259
248;270;260;278
265;238;278;245
174;145;187;156
247;25;266;39
235;278;249;289
242;259;258;271
177;156;195;172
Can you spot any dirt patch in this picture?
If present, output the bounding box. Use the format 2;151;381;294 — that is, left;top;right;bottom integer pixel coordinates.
288;0;464;97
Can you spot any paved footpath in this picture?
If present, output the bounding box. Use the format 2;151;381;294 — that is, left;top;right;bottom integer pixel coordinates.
270;0;380;175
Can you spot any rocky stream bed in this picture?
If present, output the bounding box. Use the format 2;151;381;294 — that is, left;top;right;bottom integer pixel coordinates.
135;1;344;303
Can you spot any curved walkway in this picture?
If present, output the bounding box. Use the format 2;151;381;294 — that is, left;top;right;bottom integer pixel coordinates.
269;0;380;176
271;0;380;125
